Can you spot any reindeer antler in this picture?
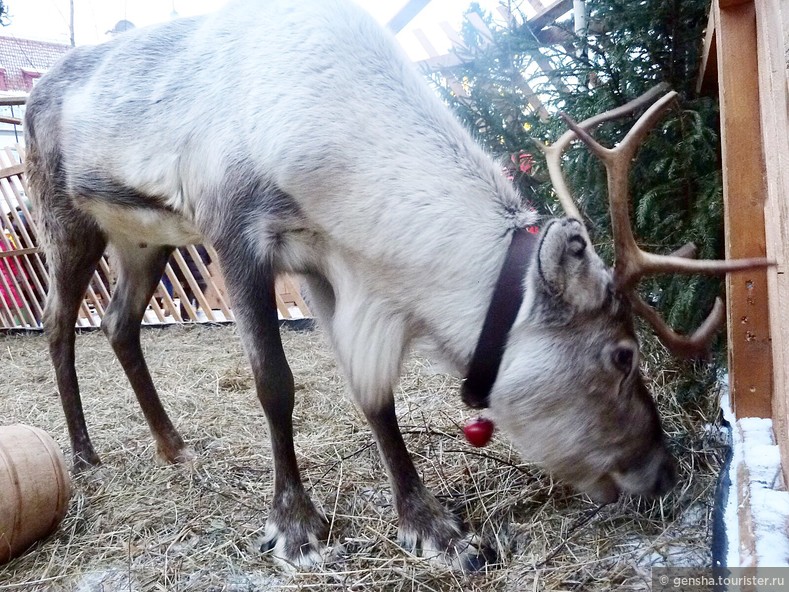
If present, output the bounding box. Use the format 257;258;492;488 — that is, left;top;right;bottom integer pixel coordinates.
538;83;671;222
539;84;773;357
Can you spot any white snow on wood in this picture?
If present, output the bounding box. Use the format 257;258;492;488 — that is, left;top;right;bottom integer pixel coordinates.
721;389;789;567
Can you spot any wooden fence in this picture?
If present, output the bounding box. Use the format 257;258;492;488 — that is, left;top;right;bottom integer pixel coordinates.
0;143;310;331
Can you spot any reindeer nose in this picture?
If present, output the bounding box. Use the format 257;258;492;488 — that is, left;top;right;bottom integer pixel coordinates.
616;446;677;498
651;455;676;496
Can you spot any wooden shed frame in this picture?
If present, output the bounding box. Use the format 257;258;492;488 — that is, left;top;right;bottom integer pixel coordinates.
697;0;789;566
703;0;787;460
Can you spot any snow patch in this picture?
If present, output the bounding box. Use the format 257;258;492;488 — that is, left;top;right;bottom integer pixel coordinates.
721;391;789;567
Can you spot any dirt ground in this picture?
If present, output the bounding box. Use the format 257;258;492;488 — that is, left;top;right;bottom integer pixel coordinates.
0;323;723;591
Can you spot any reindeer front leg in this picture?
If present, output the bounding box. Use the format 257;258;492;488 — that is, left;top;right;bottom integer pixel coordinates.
362;398;491;571
213;241;328;570
330;299;491;571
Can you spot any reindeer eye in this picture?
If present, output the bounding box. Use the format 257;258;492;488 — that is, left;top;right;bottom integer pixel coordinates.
611;344;636;375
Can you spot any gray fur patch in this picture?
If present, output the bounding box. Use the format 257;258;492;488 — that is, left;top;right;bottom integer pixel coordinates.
71;172;171;211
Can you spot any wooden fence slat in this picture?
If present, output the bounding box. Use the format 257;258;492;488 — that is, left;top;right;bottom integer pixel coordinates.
0;252;35;326
13;252;43;322
0;268;18;325
183;245;230;321
162;263;198;322
83;279;106;322
0;230;40;327
0;214;46;323
170;248;216;322
1;169;51;300
200;246;234;321
276;276;310;318
96;257;114;305
0;97;26;107
153;278;182;321
145;289;168;324
529;0;573;32
525;0;547;13
0;163;24;178
0;247;39;258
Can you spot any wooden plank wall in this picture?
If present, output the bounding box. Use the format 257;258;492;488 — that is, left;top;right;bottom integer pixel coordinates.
713;0;789;446
709;0;789;567
753;0;789;472
0;145;311;330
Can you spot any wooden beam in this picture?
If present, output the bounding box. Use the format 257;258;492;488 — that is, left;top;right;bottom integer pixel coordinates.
0;96;26;107
529;0;573;32
696;8;718;95
0;247;39;259
387;0;432;34
438;21;464;48
719;0;754;7
753;0;789;489
714;0;773;418
465;12;551;119
413;28;440;57
0;164;24;179
466;12;494;43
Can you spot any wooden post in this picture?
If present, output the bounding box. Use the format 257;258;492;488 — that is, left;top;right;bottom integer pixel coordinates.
714;0;773;418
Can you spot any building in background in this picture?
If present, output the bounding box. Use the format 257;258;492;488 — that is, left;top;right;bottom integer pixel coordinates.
0;36;71;146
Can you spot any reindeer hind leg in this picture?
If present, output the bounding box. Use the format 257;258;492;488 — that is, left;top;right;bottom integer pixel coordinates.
39;207;108;471
101;242;193;464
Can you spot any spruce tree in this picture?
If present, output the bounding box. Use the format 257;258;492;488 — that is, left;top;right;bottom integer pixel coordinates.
432;0;722;350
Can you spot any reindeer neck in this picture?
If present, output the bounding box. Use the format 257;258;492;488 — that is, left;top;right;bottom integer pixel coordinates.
461;226;538;409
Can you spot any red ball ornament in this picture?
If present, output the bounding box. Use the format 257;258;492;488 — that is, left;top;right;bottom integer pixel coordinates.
463;417;495;447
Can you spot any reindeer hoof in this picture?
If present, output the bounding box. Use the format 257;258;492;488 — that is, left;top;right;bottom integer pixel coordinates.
454;535;496;572
155;442;196;465
399;528;494;572
72;449;101;472
173;446;197;463
259;520;331;571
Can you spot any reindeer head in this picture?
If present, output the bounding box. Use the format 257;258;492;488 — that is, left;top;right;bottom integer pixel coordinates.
487;85;771;503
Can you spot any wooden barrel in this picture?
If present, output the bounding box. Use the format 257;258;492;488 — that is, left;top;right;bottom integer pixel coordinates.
0;424;71;564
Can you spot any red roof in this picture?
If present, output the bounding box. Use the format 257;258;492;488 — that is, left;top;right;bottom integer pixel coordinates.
0;36;71;92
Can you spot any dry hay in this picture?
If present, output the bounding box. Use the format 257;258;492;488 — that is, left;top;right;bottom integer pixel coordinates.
0;323;725;591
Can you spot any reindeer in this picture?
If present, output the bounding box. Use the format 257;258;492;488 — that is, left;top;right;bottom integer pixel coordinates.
24;0;769;571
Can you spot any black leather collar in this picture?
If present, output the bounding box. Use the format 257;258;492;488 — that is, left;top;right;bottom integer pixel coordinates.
461;227;538;409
